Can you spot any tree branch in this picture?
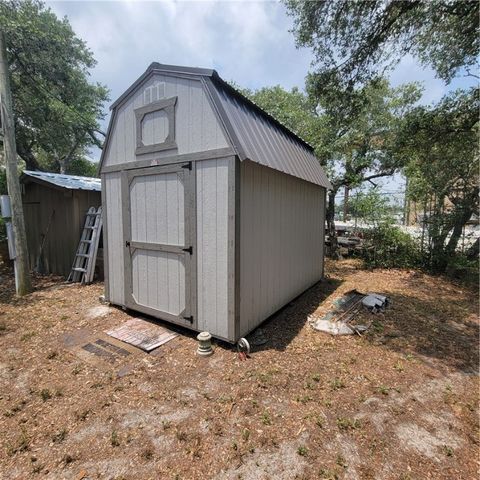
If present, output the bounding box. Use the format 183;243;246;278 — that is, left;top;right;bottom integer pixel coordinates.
361;169;396;183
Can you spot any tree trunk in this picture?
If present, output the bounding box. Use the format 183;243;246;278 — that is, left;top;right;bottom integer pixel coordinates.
16;143;40;171
429;194;449;271
343;186;349;221
445;203;474;257
59;138;81;174
0;30;32;295
326;189;340;259
430;218;452;271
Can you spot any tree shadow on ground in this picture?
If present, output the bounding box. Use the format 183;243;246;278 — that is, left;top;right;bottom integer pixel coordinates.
362;290;479;374
0;266;68;306
248;276;343;353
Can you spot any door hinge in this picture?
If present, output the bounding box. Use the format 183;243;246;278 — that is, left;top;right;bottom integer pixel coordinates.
182;246;193;255
181;161;192;171
125;240;130;247
183;315;194;323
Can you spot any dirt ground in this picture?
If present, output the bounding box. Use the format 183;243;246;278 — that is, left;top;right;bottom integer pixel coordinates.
0;259;478;480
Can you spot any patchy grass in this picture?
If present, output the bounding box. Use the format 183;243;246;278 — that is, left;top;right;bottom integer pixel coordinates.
39;389;52;402
20;331;36;341
51;429;67;443
260;411;272;425
376;385;391;396
336;417;362;431
110;430;120;447
394;360;405;372
442;445;454;457
297;445;308;456
0;259;477;479
6;429;30;456
330;378;346;391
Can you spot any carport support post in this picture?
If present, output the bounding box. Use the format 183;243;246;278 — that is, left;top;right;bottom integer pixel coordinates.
0;31;32;295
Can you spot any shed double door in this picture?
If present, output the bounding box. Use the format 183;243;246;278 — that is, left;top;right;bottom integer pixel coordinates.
122;162;196;328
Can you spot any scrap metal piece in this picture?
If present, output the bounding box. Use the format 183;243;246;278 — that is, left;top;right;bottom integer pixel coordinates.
312;319;355;335
311;290;389;336
362;293;389;313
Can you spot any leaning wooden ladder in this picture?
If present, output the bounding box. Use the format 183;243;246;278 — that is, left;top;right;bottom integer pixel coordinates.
68;206;103;284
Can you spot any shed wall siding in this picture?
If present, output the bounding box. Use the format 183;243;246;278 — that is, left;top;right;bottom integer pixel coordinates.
239;161;325;337
103;172;125;305
196;157;230;339
103;74;229;168
22;184;101;277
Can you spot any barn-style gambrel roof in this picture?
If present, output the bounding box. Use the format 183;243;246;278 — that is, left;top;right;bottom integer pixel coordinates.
103;63;331;189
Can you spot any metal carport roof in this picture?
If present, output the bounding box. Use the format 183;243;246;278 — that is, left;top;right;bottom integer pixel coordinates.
21;170;101;192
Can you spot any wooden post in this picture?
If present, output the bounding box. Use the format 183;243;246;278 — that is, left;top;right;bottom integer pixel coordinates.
403;176;409;226
0;30;32;295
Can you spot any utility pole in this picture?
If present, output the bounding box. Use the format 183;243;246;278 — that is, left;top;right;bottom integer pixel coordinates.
0;30;32;295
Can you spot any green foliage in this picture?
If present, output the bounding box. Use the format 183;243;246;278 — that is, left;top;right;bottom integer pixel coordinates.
238;77;421;259
65;157;98;177
238;78;421;188
349;191;422;270
307;75;422;183
347;188;394;227
445;254;479;285
0;168;6;195
313;76;420;257
362;224;422;269
24;150;98;177
285;0;479;85
279;0;479;268
0;0;109;171
0;217;5;242
297;446;308;456
399;88;479;271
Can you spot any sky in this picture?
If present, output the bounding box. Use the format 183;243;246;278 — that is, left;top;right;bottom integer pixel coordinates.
46;0;476;191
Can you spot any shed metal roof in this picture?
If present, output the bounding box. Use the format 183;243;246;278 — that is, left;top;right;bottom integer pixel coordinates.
107;63;332;189
22;170;101;192
213;81;332;188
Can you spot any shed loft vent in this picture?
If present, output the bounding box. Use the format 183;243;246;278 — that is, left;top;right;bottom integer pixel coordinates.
144;82;166;104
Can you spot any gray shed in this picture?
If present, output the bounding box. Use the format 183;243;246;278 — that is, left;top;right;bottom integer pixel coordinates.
21;170;102;277
99;62;331;343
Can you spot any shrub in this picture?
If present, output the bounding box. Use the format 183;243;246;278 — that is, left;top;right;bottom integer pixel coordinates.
445;254;479;285
362;223;422;269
